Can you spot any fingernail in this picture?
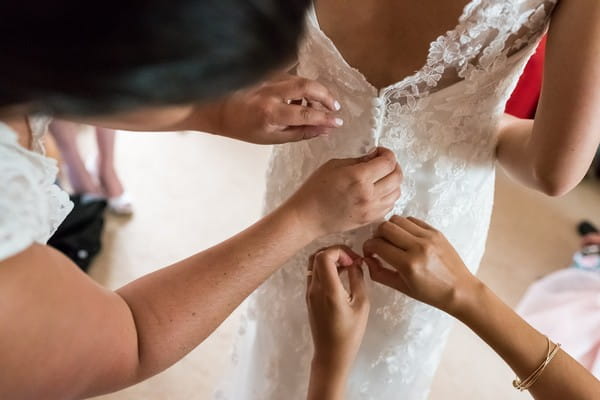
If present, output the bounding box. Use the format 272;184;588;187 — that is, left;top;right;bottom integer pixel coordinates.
335;117;344;127
334;100;342;111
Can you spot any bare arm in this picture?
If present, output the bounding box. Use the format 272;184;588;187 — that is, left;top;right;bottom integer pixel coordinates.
75;75;343;145
456;282;598;400
0;207;307;400
0;149;402;400
305;247;369;400
363;216;600;400
496;0;600;196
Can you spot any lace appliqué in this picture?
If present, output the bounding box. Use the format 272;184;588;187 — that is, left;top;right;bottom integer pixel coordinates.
0;119;73;261
219;1;557;399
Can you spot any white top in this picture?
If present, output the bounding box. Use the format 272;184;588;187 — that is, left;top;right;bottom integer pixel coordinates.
222;1;558;400
0;118;72;261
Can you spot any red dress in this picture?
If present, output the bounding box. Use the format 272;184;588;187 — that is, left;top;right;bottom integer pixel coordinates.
505;36;547;118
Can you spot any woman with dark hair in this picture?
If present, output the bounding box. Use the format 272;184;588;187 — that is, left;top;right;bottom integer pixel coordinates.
0;1;404;398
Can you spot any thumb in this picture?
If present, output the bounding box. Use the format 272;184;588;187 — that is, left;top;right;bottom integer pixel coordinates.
347;260;367;304
279;126;332;143
360;147;379;162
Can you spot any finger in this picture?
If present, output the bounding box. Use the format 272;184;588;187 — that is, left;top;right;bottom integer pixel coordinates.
364;257;407;292
363;238;407;270
312;244;362;280
374;163;403;197
338;245;363;263
360;148;379;162
347;261;367;304
389;215;429;237
306;253;316;294
277;78;340;112
369;200;396;222
406;216;437;231
356;147;398;182
306;100;331;112
376;221;418;250
380;188;401;207
317;245;362;264
280;126;334;142
271;103;342;129
313;249;348;296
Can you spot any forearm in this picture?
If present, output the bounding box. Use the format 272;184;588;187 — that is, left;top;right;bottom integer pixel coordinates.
69;100;227;134
116;203;316;382
456;282;600;400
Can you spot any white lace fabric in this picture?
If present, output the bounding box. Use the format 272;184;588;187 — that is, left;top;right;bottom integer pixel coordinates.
0;117;72;261
219;1;556;399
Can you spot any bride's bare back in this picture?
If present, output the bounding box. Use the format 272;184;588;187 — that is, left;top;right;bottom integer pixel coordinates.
315;0;471;89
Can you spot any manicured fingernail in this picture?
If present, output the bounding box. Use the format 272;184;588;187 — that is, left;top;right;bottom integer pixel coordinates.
335;117;344;126
334;100;342;111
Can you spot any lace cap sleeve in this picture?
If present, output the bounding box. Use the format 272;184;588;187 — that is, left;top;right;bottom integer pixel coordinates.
0;123;72;261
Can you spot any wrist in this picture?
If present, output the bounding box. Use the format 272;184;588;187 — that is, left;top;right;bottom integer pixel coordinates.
273;200;325;247
280;195;328;241
190;98;229;135
311;352;353;376
449;277;489;322
212;96;230;136
309;355;350;399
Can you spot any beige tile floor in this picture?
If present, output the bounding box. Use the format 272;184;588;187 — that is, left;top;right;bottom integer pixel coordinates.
86;131;599;400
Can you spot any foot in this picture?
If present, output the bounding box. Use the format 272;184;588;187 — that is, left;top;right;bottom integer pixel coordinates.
93;161;133;215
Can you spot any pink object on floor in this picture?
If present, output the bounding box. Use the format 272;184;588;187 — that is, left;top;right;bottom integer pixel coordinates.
517;268;600;378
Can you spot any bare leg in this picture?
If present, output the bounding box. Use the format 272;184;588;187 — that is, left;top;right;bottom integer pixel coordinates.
96;127;133;214
95;127;125;198
49;120;101;195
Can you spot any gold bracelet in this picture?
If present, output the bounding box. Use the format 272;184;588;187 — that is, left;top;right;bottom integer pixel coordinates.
513;337;562;392
520;341;561;390
514;337;551;390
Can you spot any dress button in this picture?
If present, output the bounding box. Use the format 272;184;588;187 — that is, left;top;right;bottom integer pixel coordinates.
370;117;378;126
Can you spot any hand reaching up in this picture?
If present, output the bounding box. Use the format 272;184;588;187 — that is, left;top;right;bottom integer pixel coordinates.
306;246;369;400
363;216;478;315
220;74;343;144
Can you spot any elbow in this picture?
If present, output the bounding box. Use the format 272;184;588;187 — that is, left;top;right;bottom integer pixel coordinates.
539;182;571;197
533;170;578;197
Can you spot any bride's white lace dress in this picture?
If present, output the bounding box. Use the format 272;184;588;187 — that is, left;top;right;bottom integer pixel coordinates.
218;1;556;399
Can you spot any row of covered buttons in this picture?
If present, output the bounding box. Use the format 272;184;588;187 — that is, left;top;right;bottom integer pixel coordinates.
370;96;385;127
362;96;385;152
